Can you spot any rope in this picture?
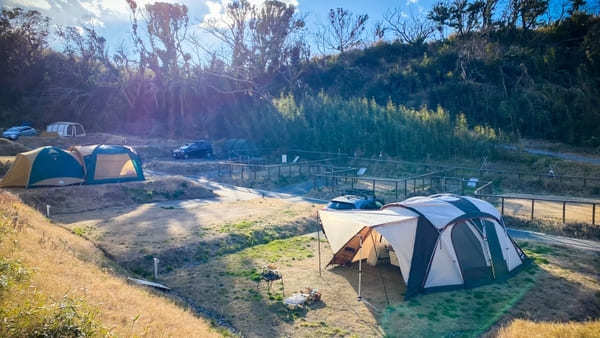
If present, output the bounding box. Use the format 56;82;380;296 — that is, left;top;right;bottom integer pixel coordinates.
369;231;391;306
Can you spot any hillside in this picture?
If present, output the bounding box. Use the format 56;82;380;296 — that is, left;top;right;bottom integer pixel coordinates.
1;6;599;155
0;191;221;337
298;14;600;147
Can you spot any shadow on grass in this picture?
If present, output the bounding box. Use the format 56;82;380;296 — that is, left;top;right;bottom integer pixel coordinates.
120;216;317;278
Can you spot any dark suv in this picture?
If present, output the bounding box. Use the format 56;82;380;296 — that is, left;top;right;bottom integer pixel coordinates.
326;194;384;210
172;140;213;159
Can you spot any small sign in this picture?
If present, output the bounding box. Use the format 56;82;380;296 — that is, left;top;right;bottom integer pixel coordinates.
282;154;287;163
357;168;367;176
467;178;479;188
292;156;300;163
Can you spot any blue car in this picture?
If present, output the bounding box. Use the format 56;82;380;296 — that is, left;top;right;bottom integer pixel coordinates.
326;194;384;210
2;126;38;140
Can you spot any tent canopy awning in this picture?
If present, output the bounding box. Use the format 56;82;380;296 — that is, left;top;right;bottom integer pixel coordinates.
318;209;418;254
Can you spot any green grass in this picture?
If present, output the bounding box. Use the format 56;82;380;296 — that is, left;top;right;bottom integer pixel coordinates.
380;263;539;337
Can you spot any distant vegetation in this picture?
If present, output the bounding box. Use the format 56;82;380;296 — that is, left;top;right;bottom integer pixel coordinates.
0;0;598;156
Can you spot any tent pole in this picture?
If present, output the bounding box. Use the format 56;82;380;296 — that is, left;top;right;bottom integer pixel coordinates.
317;215;322;277
358;235;363;301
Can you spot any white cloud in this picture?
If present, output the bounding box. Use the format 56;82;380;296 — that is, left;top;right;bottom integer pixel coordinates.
201;0;299;28
9;0;52;10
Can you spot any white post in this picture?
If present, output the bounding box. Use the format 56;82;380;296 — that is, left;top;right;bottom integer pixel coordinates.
46;204;51;217
358;235;363;301
153;257;159;279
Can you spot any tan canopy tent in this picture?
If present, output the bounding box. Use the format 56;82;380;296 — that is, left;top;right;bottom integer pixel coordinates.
0;146;85;188
69;145;144;184
318;194;528;298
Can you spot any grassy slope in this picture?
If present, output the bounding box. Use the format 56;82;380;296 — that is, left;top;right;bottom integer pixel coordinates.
0;191;220;337
497;319;600;337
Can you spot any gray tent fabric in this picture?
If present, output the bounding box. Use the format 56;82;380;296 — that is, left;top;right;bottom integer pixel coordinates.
318;194;528;298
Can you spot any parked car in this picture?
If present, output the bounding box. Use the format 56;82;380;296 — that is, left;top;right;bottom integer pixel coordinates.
325;194;384;210
172;140;213;159
2;126;38;140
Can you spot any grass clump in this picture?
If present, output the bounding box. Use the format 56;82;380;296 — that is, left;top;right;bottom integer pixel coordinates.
0;257;107;337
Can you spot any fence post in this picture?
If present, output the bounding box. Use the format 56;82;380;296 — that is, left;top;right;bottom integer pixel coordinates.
413;178;416;193
404;180;407;197
501;197;504;216
531;199;535;220
351;178;354;190
254;166;257;181
372;180;376;196
593;204;596;225
562;201;566;224
278;165;281;179
241;166;244;181
461;180;465;195
395;181;398;201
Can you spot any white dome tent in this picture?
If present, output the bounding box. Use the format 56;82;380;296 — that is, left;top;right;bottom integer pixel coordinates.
317;194;528;298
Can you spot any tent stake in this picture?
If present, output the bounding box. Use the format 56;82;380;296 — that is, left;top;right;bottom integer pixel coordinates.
358;235;363;301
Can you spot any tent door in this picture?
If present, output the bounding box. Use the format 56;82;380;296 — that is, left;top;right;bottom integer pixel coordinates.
451;222;493;287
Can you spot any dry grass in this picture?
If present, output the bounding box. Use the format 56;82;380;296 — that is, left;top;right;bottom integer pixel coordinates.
497;319;600;337
56;197;320;279
0;191;221;337
484;241;600;337
10;176;214;214
0;138;30;156
37;185;600;336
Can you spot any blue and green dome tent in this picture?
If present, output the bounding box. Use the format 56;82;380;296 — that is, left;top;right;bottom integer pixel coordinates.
69;145;144;184
0;146;85;188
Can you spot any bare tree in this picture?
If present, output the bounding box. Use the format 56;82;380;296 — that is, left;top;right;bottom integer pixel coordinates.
316;8;368;53
203;0;253;72
384;8;435;44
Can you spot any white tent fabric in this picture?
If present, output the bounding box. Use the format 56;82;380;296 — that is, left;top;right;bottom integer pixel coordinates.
318;209;417;254
389;195;466;228
374;220;418;283
424;224;463;288
491;221;523;271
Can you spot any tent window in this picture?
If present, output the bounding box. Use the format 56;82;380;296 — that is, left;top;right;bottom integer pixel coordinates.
94;154;137;179
75;125;84;135
67;125;74;136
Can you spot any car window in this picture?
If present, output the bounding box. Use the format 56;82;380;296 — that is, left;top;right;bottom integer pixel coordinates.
327;201;355;210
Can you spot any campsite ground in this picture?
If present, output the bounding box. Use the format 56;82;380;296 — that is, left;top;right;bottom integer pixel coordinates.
51;180;600;337
2;133;600;336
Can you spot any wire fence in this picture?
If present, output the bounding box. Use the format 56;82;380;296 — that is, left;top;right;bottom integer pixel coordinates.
164;149;600;226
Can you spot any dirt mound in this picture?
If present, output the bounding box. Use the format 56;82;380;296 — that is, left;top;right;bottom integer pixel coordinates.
0;138;31;155
8;176;215;214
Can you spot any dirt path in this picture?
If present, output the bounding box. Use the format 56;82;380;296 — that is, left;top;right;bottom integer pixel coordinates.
148;171;600;253
502;144;600;165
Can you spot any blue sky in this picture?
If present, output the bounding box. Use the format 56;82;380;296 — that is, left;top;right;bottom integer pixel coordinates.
1;0;596;58
0;0;433;52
